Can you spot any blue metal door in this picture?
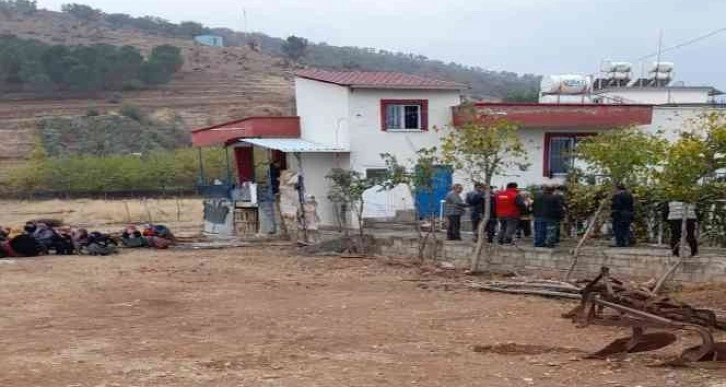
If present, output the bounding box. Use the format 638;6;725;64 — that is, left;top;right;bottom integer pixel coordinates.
415;166;453;218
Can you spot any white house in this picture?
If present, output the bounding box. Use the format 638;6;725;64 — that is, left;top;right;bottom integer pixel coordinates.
192;69;726;234
291;69;464;223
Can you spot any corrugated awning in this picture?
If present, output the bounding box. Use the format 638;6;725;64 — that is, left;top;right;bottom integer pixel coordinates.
240;138;349;153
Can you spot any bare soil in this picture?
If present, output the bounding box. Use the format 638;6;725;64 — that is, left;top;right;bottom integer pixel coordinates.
1;247;726;387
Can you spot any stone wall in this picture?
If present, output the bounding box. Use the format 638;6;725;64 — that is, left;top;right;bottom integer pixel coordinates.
376;235;726;283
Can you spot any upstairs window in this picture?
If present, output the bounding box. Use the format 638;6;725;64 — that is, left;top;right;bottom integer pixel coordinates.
381;100;428;131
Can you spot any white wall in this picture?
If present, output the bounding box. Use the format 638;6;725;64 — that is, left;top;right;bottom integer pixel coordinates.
597;89;711;105
540;89;712;105
287;152;350;228
648;105;725;140
295;77;351;148
346;88;461;172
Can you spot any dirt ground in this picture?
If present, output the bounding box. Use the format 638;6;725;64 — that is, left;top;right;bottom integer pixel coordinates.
1;247;726;387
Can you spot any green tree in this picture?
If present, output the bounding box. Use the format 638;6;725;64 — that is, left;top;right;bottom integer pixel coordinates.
326;168;375;252
576;126;667;186
0;0;37;15
282;35;308;62
379;147;441;261
179;21;206;37
61;3;102;20
440;104;528;185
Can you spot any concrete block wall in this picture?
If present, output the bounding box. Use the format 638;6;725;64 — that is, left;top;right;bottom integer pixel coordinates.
375;235;726;283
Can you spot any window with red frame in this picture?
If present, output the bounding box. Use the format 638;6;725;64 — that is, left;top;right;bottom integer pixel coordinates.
544;133;596;177
380;100;428;131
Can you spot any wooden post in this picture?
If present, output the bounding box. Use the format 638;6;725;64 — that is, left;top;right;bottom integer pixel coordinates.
565;198;608;282
124;200;131;223
175;197;182;221
653;203;690;294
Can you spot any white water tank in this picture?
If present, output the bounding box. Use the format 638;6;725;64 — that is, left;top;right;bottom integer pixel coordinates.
653;72;673;80
650;61;675;73
601;61;633;73
540;74;590;94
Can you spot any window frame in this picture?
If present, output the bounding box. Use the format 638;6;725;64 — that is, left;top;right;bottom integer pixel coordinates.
543;132;597;177
380;99;429;132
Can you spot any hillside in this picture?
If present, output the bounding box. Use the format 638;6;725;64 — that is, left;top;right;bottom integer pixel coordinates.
0;5;539;165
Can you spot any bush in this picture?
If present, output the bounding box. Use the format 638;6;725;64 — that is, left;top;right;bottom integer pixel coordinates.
0;0;37;15
1;148;232;194
119;103;144;122
61;3;102;20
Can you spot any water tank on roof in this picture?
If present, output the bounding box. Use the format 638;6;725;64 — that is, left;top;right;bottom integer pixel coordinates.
653;72;673;80
601;61;633;73
540;74;590;94
650;61;675;73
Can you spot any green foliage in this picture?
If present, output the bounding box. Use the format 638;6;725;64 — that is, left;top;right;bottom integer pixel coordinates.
0;35;182;92
38;112;189;157
576;126;667;187
0;0;37;15
61;3;101;20
179;21;206;37
119;103;144;122
503;89;539;102
53;3;538;99
379;147;439;194
440;106;528;185
658;112;726;202
2;148;229;194
281;35;308;62
326;168;375;234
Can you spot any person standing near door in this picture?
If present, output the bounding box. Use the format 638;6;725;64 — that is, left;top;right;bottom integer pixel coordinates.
445;184;466;241
611;183;634;247
664;201;698;257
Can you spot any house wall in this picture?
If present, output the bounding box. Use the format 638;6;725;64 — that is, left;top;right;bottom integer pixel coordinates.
597;89;711;105
348;89;461;219
346;88;461;172
295;78;351;148
540;89;711;105
287;152;350;228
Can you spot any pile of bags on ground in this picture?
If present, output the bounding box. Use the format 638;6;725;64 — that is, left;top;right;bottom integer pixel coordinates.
0;221;176;259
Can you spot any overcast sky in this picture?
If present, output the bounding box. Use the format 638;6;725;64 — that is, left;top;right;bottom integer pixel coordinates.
40;0;726;89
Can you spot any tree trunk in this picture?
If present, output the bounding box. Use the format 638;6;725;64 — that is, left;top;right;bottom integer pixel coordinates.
470;193;492;272
564;198;607;282
653;203;690;294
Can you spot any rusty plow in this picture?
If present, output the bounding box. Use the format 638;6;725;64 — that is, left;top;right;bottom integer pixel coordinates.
565;267;726;363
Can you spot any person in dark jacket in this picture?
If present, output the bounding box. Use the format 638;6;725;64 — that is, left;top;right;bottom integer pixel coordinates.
611;183;635;247
445;184;466;241
533;185;565;248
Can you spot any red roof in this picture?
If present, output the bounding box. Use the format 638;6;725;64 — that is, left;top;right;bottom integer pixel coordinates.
452;103;653;128
191;117;300;147
295;69;465;90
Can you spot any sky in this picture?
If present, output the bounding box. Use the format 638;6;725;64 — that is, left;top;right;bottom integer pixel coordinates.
40;0;726;89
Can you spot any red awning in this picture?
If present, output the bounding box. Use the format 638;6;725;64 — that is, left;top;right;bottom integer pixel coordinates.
453;103;653;128
191;117;301;147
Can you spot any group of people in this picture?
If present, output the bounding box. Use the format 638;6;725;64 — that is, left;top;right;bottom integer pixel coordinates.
0;221;177;258
445;181;700;255
445;182;565;248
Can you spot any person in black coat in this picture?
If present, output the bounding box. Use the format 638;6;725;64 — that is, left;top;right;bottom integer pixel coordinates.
611;183;635;247
533;185;565;248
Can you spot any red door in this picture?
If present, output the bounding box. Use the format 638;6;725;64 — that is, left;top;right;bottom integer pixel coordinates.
234;146;254;183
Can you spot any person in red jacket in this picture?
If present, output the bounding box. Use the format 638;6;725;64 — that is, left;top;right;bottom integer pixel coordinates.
495;182;526;245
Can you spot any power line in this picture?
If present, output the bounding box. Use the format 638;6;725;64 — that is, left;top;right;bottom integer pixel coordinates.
637;27;726;61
